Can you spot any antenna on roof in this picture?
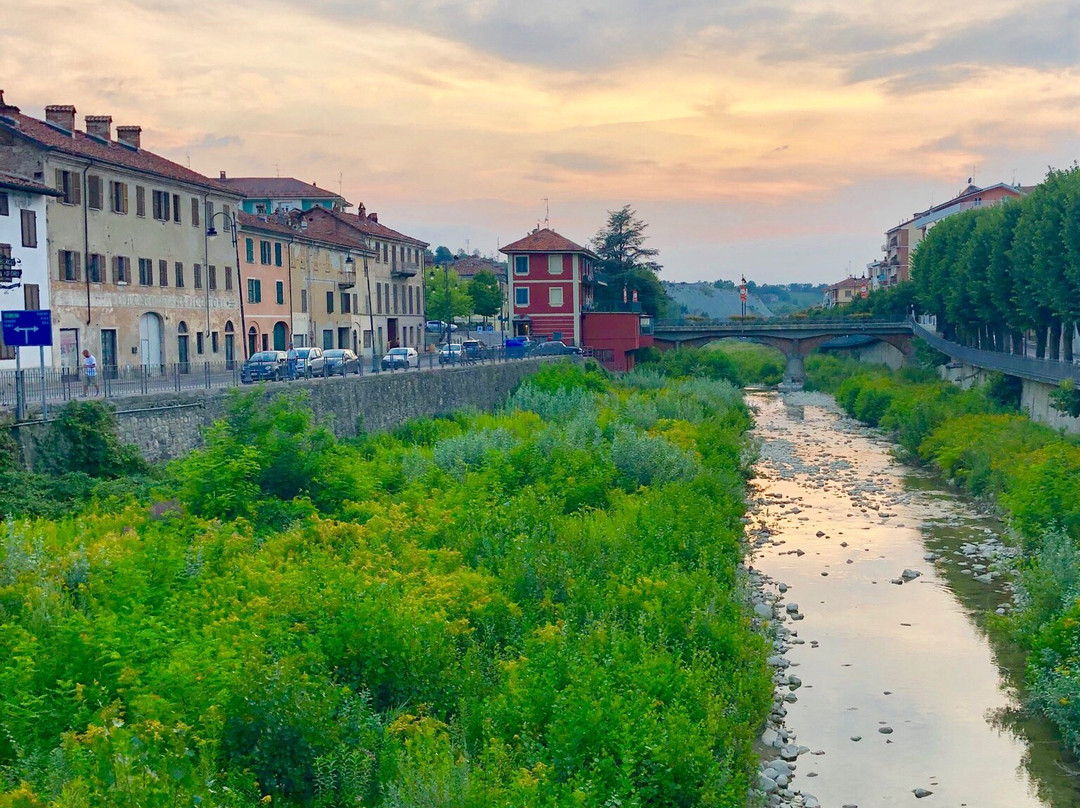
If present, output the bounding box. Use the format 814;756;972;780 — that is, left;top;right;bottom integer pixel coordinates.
338;172;343;196
542;197;550;229
186;153;191;168
275;163;280;178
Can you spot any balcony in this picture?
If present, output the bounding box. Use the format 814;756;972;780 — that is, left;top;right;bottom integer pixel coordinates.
339;269;356;289
391;260;419;278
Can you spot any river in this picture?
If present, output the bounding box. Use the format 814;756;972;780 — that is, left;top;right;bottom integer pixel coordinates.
746;391;1080;808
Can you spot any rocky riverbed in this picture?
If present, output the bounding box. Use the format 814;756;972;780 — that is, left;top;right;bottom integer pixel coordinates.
743;391;1078;808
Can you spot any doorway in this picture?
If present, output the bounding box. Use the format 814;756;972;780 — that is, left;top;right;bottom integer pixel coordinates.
225;321;236;368
100;329;118;380
273;321;288;351
60;328;79;382
139;312;164;372
177;322;190;373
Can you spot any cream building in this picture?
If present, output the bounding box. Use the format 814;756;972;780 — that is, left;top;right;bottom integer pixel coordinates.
0;94;243;374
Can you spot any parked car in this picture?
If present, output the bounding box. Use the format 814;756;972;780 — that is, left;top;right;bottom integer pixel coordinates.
505;337;531;359
296;347;326;377
530;340;580;357
461;339;486;360
425;320;459;333
438;343;464;365
323;348;360;376
381;347;419;370
241;350;288;383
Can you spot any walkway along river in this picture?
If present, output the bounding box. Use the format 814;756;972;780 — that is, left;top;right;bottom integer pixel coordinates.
745;391;1080;807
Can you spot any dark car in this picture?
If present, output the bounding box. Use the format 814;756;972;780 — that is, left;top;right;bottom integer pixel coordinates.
505;337;531;359
530;340;580;357
242;350;288;383
323;349;360;376
461;339;486;360
296;347;326;377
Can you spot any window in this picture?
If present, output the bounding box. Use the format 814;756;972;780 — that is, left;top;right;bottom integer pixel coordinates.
260;241;271;265
0;192;8;216
326;291;334;313
23;283;39;311
222;204;231;228
159;259;168;286
376;282;382;314
191;197;200;227
382;243;388;263
211;332;219;353
196;332;204;354
136;185;145;217
86;175;103;210
112;255;130;284
20;210;36;247
59;250;80;281
152;190;170;221
276;281;284;305
408;286;413;314
352;293;358;313
138;257;153;286
205;201;214;227
55;169;80;205
515;287;529;307
300;289;308;313
393;285;398;313
172;194;181;223
548;254;564;275
342;292;350;313
514;255;528;275
549;287;564;307
87;253;104;283
193;263;202;289
247;278;262;303
208;265;217;290
225;266;233;291
110;180;128;213
175;262;185;288
245;238;254;263
274;242;282;266
373;242;381;262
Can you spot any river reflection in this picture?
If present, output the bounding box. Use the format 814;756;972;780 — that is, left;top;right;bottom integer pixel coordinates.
747;391;1080;808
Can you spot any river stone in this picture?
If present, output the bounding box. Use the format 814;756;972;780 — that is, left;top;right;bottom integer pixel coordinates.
974;573;994;583
755;603;773;618
816;530;825;537
779;745;799;761
786;602;800;613
804;795;821;808
850;736;862;742
778;583;788;593
901;569;922;580
913;788;933;798
878;726;893;734
774;773;789;787
766;759;792;775
759;774;777;793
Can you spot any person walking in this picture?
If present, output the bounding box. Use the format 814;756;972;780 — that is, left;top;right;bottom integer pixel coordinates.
286;342;298;381
81;349;100;396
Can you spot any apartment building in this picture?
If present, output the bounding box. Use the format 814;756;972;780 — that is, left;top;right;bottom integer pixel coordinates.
237;212;295;354
0;94;245;373
219;175;348;215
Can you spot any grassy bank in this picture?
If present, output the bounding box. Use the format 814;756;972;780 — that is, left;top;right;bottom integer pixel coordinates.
0;363;771;807
805;354;1080;754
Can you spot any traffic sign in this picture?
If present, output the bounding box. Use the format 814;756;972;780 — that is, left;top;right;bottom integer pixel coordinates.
2;310;52;347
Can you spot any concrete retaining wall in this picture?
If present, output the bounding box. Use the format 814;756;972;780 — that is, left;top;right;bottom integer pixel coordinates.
1022;378;1080;435
13;360;548;466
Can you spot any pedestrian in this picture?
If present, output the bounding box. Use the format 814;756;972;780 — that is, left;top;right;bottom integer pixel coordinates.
81;349;100;396
286;341;298;381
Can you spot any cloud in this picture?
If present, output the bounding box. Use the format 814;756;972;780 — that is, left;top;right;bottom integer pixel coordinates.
189;133;242;150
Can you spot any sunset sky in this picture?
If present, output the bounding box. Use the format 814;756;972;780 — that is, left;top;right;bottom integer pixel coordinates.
3;0;1079;283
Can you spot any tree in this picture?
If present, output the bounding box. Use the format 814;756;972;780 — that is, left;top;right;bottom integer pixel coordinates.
425;267;471;337
433;246;454;264
467;270;503;323
591;205;667;316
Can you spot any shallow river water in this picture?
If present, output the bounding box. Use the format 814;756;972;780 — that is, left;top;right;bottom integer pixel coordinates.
746;391;1080;808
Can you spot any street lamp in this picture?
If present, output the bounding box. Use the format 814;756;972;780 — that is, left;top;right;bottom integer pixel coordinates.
362;241;378;372
206;210;247;359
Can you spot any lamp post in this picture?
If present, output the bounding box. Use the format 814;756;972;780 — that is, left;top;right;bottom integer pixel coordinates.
206;210;246;359
363;242;378;372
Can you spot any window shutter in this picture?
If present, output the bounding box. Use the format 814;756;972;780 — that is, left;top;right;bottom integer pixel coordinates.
57;249;64;279
112;256;119;284
122;183;129;213
71;175;81;206
74;252;81;281
55;169;63;193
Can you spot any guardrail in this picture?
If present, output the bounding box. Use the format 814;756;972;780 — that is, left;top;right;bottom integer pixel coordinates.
0;347;533;419
911;320;1080;385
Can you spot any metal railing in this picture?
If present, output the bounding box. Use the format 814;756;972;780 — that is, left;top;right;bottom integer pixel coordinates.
911;320;1080;385
0;347;541;418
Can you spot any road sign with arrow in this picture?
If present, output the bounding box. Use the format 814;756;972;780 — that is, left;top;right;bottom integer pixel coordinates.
2;310;52;347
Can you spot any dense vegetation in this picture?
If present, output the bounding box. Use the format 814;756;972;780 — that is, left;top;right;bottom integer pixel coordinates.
0;364;771;807
806;354;1080;753
637;341;784;387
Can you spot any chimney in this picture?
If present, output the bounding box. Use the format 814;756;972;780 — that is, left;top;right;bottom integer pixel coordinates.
219;170;227;179
116;125;141;149
368;211;378;223
45;104;76;132
357;202;365;218
0;90;17;115
85;115;112;141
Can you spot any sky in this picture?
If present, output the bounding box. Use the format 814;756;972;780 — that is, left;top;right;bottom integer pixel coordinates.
3;0;1079;284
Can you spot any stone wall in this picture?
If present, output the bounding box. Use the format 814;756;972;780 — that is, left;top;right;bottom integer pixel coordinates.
13;360;548;466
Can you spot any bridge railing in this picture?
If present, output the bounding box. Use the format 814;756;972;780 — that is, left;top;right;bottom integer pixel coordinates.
653;319;910;332
911;321;1080;385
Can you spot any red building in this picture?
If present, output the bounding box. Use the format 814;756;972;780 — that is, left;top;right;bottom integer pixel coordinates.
500;227;652;371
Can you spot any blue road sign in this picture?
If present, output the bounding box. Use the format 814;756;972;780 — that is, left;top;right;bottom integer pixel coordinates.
2;310;52;347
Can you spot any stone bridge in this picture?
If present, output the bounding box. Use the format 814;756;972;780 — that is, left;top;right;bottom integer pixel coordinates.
651;320;915;382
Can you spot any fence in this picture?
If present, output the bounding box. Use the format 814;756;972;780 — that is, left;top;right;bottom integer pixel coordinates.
0;346;534;419
912;320;1080;385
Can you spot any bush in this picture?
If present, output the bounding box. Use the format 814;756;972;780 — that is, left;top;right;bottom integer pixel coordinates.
35;401;146;478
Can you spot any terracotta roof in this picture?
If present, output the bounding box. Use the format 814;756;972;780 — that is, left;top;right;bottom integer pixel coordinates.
236;210;301;238
0;100;240;196
306;206;428;248
0;171;62;196
237;210;370;253
826;277;866;291
448;255;507;278
500;228;596;257
219;176;348;204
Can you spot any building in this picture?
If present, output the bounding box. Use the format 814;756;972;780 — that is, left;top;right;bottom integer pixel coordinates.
219;175;349;215
0;93;244;373
501;226;652;371
500;227;596;346
298;205;427;354
823;276;869;307
236;212;296;354
878;181;1028;288
445;254;509;325
0;171;61;367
